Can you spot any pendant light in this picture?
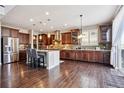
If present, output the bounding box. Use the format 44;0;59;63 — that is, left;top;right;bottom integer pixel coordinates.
78;15;83;39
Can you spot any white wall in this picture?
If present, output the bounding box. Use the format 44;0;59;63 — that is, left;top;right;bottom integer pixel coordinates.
0;21;1;64
111;6;124;68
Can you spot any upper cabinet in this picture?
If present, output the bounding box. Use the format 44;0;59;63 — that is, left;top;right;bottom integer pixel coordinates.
19;33;29;44
1;27;10;37
61;32;72;44
47;34;55;45
99;25;112;43
61;29;79;44
10;29;19;38
71;29;79;44
1;26;19;38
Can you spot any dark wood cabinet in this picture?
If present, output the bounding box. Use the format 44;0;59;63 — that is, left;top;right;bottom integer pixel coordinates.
1;27;19;37
19;33;29;44
19;50;27;61
10;29;19;38
47;34;55;45
99;25;112;43
61;32;72;44
88;51;94;62
103;52;110;64
19;33;23;44
60;50;110;65
61;29;79;44
71;29;79;45
61;33;66;44
24;34;29;44
1;27;11;37
94;51;103;63
42;34;48;45
38;34;55;46
66;33;72;44
60;50;76;60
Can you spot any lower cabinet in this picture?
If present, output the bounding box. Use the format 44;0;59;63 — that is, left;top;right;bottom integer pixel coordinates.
60;50;110;65
19;50;27;61
60;50;76;60
103;52;110;64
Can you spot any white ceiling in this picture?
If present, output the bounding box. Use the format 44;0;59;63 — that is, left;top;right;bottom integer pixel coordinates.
1;5;119;33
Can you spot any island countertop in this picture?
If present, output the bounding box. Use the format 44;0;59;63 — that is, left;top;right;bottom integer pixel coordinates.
37;49;60;52
37;49;60;70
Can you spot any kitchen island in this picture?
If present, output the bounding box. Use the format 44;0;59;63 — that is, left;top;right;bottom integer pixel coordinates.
37;50;60;70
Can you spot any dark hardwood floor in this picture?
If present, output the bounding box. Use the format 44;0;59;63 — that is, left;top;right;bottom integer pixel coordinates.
0;60;124;88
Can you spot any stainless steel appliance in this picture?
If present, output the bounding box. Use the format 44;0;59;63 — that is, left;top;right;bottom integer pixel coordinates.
2;37;19;64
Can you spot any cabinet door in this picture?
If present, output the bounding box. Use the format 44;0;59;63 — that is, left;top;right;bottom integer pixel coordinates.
10;29;19;38
19;51;26;61
103;52;110;64
61;33;65;44
24;34;29;44
60;50;66;59
65;50;70;59
88;51;95;62
42;34;48;45
1;27;10;37
82;51;89;61
71;29;79;45
66;33;72;44
99;25;112;43
19;33;23;44
69;50;76;60
94;51;103;63
76;51;83;61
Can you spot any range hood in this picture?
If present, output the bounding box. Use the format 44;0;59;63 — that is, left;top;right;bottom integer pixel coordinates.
53;30;61;43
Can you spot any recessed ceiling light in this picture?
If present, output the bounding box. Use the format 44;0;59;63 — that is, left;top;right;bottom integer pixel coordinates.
45;12;49;15
64;24;67;26
43;22;46;25
33;24;35;26
29;18;34;22
47;19;51;21
40;29;43;31
39;21;42;24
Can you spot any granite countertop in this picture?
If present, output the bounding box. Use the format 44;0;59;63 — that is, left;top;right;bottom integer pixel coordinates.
37;49;60;52
60;49;111;52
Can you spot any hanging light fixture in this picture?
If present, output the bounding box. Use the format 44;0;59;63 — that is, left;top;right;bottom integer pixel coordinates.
78;15;83;39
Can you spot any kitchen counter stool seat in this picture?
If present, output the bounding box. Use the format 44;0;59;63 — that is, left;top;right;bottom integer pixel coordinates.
32;49;45;68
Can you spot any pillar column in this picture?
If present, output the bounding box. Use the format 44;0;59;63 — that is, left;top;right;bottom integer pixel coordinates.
36;35;39;50
29;30;34;48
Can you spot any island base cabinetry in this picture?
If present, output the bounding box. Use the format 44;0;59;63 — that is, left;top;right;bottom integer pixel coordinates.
60;50;110;65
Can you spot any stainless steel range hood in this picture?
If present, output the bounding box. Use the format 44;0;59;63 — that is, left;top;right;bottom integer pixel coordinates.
54;30;61;43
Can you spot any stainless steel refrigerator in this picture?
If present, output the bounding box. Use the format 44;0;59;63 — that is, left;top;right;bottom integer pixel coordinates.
1;37;19;64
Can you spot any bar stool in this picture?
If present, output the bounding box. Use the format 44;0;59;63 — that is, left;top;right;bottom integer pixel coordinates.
32;49;45;68
38;53;45;68
26;48;32;64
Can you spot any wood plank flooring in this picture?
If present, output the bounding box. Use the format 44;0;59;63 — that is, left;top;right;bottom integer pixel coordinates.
0;60;124;88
